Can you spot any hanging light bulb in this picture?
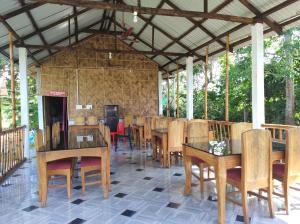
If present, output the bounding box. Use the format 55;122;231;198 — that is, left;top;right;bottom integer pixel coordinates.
133;11;138;23
109;52;112;59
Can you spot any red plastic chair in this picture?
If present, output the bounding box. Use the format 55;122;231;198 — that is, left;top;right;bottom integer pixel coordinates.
117;122;126;143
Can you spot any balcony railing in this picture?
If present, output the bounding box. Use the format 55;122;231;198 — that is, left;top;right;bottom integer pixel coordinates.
0;126;26;182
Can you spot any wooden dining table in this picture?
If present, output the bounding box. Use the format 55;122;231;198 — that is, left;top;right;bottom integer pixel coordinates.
182;141;285;224
37;127;110;207
151;128;168;167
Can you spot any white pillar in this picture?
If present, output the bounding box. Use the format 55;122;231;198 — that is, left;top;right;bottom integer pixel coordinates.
19;48;30;159
251;23;265;128
186;56;194;120
158;71;163;115
36;67;44;131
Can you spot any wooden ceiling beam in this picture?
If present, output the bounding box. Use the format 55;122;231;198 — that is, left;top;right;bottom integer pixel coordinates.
19;0;52;55
16;43;188;56
32;0;258;24
161;0;297;69
2;2;44;20
129;0;165;47
0;8;90;52
239;0;282;35
164;0;226;48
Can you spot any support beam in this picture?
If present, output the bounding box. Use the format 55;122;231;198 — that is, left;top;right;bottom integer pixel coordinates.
225;35;229;121
251;23;265;128
33;0;258;24
176;63;179;118
186;56;193;120
158;71;163;116
19;48;30;159
9;33;17;128
167;71;170;117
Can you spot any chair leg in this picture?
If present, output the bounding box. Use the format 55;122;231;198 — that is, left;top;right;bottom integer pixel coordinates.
283;181;289;215
129;136;133;150
81;168;86;193
267;185;274;218
66;171;71;199
168;153;171;168
241;189;249;224
199;164;205;193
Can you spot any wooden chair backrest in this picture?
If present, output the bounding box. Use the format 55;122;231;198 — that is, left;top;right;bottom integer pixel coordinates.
187;120;209;143
242;129;272;189
168;119;185;152
156;117;169;129
86;116;98;125
144;116;152;140
45;126;51;150
136;116;145;126
124;115;133;127
35;129;44;152
231;122;252;154
286;128;300;178
104;125;111;147
75;116;85;125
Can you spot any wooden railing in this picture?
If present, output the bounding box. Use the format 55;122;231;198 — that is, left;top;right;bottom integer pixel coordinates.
208;120;235;141
0;126;26;182
262;123;298;143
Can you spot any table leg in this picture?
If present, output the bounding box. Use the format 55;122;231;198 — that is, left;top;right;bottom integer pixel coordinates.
183;151;192;195
162;134;168;168
215;158;226;224
38;154;48;207
101;152;109;198
151;134;156;160
139;127;143;148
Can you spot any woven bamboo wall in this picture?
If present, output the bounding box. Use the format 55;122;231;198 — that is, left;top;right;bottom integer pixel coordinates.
38;35;158;119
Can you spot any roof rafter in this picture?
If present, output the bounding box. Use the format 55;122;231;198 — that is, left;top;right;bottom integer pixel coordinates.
32;0;259;24
19;0;52;55
1;2;44;20
239;0;282;35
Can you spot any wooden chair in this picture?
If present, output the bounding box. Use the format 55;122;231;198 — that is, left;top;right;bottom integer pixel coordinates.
45;126;51;150
124;114;133;128
52;122;60;149
35;129;73;199
86;116;98;125
231;122;252;154
272;127;300;214
80;125;111;192
144;116;152;145
167;119;185;167
226;129;274;224
187;120;213;192
75;116;85;125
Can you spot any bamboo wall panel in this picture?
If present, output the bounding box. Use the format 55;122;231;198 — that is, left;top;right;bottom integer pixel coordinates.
38;35;158;119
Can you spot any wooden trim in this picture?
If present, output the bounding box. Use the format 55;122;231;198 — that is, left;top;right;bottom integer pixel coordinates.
9;32;16;128
204;46;208;120
225;34;229;122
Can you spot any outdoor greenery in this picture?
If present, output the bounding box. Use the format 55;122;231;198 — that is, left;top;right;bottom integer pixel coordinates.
164;27;300;125
0;27;299;130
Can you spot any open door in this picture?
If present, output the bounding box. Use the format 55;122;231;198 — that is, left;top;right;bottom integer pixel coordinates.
43;96;68;149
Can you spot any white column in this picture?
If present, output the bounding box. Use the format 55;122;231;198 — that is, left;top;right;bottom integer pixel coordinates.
251;23;265;128
19;48;30;159
186;56;194;120
158;71;163;115
36;67;44;131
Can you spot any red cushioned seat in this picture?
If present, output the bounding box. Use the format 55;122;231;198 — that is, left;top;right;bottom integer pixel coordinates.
80;157;101;167
47;159;72;170
227;168;241;182
191;157;205;164
273;163;285;178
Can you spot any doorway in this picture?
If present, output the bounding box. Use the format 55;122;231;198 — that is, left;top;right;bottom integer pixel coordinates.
43;96;68;149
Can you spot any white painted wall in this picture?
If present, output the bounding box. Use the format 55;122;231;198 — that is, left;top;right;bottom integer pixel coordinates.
251;23;265;128
36;67;44;132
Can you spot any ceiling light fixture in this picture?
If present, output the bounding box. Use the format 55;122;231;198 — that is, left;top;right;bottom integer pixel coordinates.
133;11;138;23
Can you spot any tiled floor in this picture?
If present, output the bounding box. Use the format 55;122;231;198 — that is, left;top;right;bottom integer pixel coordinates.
1;143;300;224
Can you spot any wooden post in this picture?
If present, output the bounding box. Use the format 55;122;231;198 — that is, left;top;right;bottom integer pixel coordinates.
225;34;230;122
0;97;2;131
176;63;179;118
205;46;209;120
9;32;16;128
167;72;170;117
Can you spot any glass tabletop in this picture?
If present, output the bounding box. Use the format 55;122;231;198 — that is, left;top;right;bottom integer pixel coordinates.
39;128;107;152
183;140;285;157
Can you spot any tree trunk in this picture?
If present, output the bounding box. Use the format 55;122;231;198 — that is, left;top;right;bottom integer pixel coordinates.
285;76;295;124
